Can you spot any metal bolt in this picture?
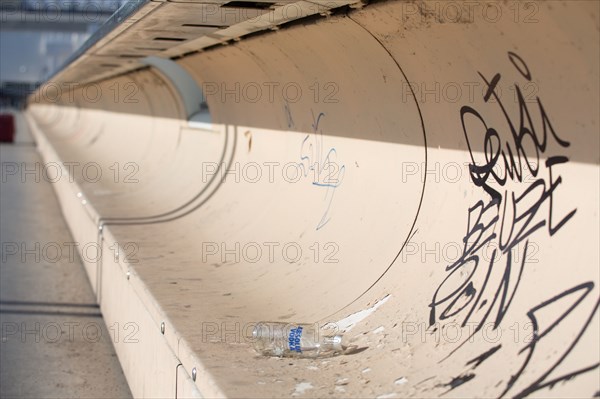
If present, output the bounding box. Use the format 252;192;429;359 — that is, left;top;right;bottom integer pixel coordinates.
160;322;165;334
192;367;197;381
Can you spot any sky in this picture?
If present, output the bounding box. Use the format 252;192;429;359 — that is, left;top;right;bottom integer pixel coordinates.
0;1;125;84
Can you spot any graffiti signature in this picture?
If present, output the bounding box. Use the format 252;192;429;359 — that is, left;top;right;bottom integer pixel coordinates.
429;51;598;397
298;111;345;230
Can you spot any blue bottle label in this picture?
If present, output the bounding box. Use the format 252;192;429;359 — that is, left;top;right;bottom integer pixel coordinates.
288;326;303;352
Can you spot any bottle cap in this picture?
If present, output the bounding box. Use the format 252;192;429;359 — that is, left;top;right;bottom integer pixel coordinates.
330;335;343;351
252;323;268;339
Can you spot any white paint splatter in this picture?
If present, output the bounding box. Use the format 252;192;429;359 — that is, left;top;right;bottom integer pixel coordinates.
376;393;399;399
292;382;313;396
327;294;391;332
373;326;385;334
394;377;408;385
362;367;371;373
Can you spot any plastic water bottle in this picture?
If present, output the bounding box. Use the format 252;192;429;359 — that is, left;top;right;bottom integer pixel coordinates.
252;322;344;358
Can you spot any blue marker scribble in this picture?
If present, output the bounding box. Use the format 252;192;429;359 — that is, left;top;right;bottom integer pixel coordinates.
297;111;345;230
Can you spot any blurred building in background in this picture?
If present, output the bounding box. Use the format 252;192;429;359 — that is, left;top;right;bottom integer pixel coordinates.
1;0;126;106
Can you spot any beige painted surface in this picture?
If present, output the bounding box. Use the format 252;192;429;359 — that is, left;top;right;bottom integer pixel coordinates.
26;1;599;397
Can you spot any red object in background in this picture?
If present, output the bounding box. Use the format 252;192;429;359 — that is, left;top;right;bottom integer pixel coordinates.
0;114;16;143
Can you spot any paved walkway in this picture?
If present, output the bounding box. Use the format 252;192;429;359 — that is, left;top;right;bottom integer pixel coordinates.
0;111;132;398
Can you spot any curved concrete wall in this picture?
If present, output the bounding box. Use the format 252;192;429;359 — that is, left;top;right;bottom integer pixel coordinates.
26;1;599;397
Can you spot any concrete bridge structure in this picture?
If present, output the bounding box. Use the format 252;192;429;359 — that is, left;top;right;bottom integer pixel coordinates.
19;0;600;397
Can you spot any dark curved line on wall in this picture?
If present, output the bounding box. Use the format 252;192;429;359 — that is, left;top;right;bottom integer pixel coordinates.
97;122;231;225
94;66;226;226
155;68;193;121
324;14;429;318
102;124;237;227
131;72;158;120
91;101;231;298
122;73;160;160
85;118;106;147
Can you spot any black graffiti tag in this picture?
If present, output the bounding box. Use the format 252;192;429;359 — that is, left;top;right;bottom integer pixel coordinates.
428;52;596;397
